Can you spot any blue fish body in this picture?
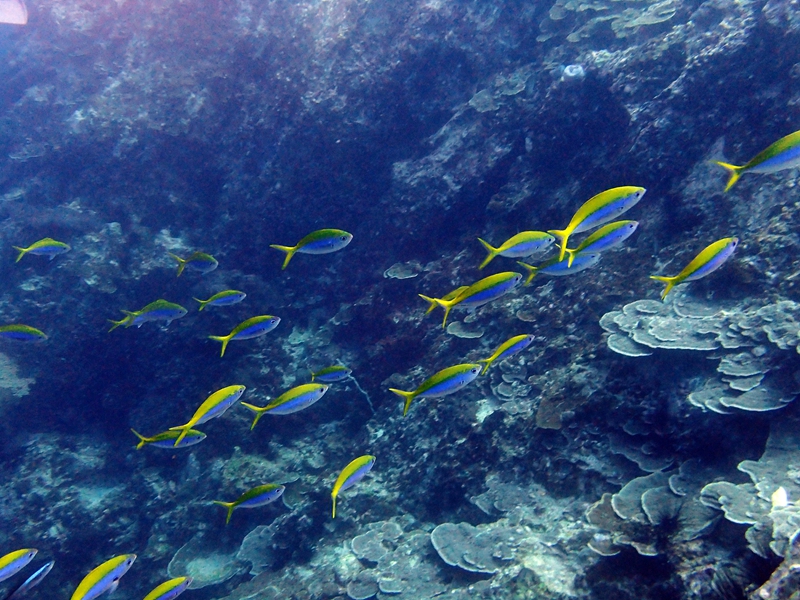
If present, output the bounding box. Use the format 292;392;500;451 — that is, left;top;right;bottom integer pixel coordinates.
0;329;45;342
458;275;522;309
311;366;353;383
196;387;246;424
265;385;329;415
133;308;186;327
338;459;375;493
496;337;535;362
5;560;54;600
232;319;280;340
237;486;285;508
539;253;601;275
419;369;480;398
0;550;37;584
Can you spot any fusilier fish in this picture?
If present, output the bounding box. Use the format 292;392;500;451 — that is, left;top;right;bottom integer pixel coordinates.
0;549;37;583
650;237;739;300
5;559;54;600
209;315;281;357
562;220;638;267
389;363;482;416
142;577;192;600
169;385;246;446
549;186;646;261
517;253;601;285
70;554;136;600
108;300;188;332
213;484;285;524
168;251;218;277
310;365;352;383
332;455;375;518
713;130;800;192
477;231;555;269
419;272;523;328
270;228;353;269
477;334;535;375
0;325;46;342
131;428;206;450
241;383;329;429
13;237;70;263
194;290;246;311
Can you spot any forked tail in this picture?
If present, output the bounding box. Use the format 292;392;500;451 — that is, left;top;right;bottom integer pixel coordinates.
517;261;539;286
547;229;569;262
650;275;678;300
269;244;297;270
168;423;191;447
388;388;417;417
130;429;149;450
477;238;498;269
241;402;267;430
711;161;744;193
168;253;187;277
12;246;27;263
212;500;236;525
418;294;455;328
208;334;231;357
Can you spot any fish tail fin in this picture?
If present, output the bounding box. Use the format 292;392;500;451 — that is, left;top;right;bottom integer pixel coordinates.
547;229;569;261
107;317;128;332
711;161;744;192
241;402;266;430
477;238;498;269
12;246;27;263
168;424;190;447
212;500;236;525
269;244;297;270
168;253;187;277
130;428;149;450
310;372;317;382
418;294;442;315
208;334;231;357
517;261;538;286
193;297;208;311
650;275;678;300
564;248;577;268
332;495;337;519
477;358;492;376
389;388;417;417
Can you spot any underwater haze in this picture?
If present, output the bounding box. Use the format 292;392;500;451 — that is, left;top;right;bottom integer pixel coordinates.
1;0;800;598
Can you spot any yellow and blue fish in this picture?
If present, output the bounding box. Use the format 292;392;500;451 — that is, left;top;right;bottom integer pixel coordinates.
650;237;739;300
108;300;188;332
142;577;192;600
0;549;37;584
169;385;246;446
270;229;353;269
419;272;523;328
194;290;246;311
241;383;329;429
0;325;47;342
213;484;286;524
13;237;70;263
389;363;482;416
477;231;554;269
562;220;638;267
713;130;800;191
168;251;218;277
209;315;281;357
477;334;535;375
310;365;352;383
549;186;646;261
70;554;136;600
131;428;206;450
517;252;601;285
332;455;375;518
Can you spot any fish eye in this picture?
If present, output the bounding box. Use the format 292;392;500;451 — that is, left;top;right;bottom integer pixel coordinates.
471;368;478;373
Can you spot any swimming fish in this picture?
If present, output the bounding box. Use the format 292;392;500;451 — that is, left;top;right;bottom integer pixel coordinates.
131;428;206;450
108;300;188;332
70;554;136;600
650;237;739;300
713;130;800;192
332;455;375;518
477;334;535;375
310;365;352;383
419;272;523;328
141;577;192;600
4;559;54;600
549;186;646;261
194;290;246;311
517;252;601;285
562;220;638;267
0;549;37;584
13;238;70;263
213;484;286;525
477;231;555;269
208;315;281;357
168;251;218;277
0;325;47;342
270;229;353;269
241;383;329;430
169;385;246;446
389;363;482;416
